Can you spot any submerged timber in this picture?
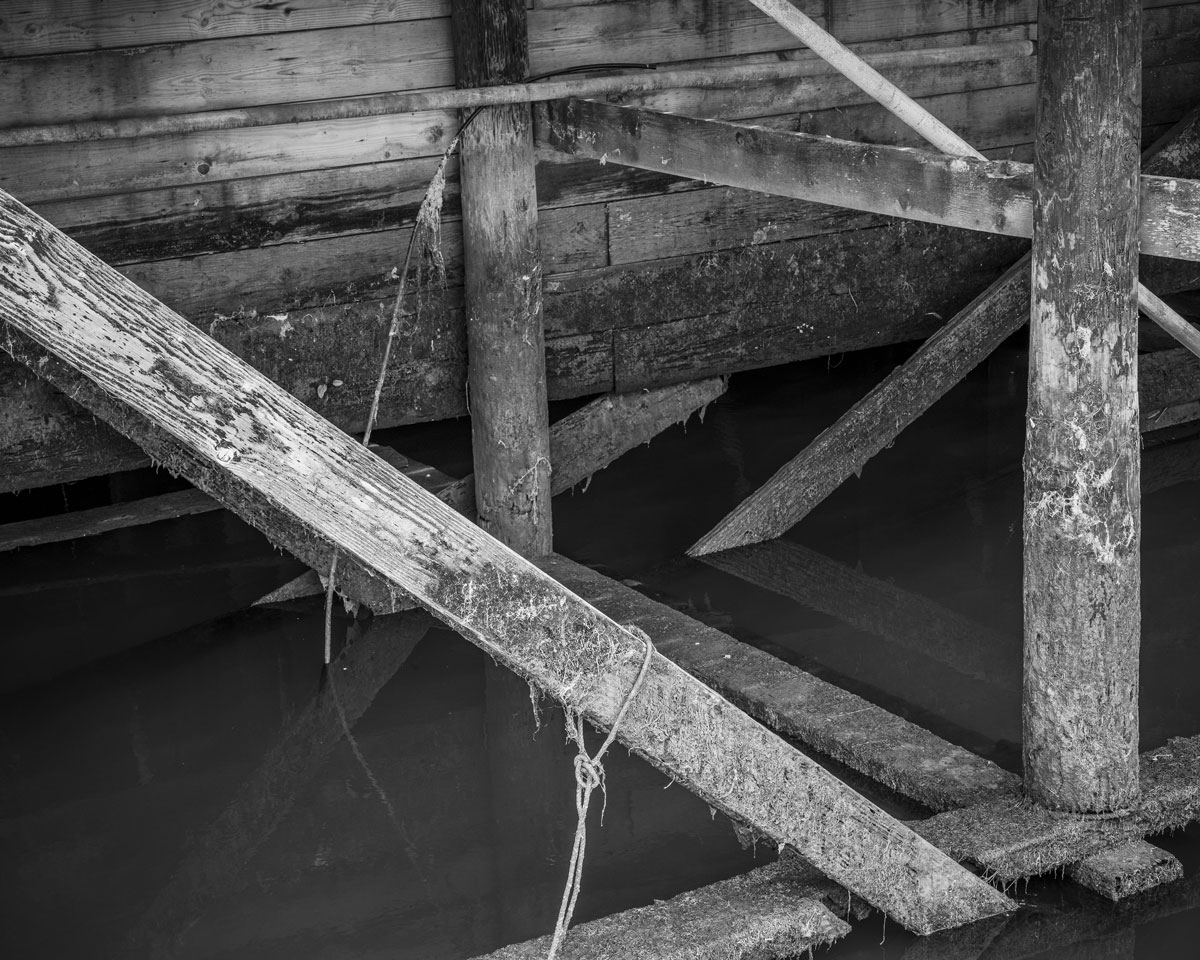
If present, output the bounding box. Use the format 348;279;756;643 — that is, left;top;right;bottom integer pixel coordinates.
4;1;1200;958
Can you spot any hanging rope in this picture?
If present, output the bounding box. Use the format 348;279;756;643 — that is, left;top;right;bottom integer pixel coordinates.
546;627;655;960
320;62;654;664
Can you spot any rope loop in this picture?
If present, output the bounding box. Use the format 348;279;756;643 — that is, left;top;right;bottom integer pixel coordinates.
545;626;655;960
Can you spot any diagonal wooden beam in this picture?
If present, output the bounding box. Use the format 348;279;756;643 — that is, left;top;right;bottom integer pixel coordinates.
436;376;727;516
543;99;1200;264
744;0;979;156
257;378;726;605
0;189;1012;934
684;106;1200;555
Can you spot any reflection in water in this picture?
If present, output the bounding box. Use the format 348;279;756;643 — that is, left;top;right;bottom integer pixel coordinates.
121;612;432;958
4;345;1200;957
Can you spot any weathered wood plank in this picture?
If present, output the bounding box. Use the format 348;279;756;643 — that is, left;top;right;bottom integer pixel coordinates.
686;259;1030;556
606;52;1035;127
1144;431;1200;494
543;99;1200;263
608;189;881;266
475;858;850;960
1069;840;1183;902
0;21;457;127
0;1;448;56
1142;347;1200;413
29;55;1195;270
437;376;728;511
7;222;1196;497
608;225;1029;390
31;153;579;265
789;50;1200;149
686;108;1200;556
918;737;1200;881
0;110;459;206
544;554;1018;813
2;40;1038;149
0;488;214;552
0;188;1012;933
60;199;600;321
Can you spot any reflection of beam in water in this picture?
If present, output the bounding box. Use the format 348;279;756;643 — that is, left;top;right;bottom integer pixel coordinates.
903;867;1200;960
701;538;1018;690
122;611;432;958
544;554;1015;813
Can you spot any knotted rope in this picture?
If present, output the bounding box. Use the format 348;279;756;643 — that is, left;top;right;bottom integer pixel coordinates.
546;626;655;960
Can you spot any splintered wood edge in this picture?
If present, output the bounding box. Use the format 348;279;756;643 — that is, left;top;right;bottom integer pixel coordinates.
0;189;1011;934
1069;840;1184;901
471;858;852;960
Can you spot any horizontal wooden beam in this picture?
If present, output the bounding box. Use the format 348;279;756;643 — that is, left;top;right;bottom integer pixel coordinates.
258;380;725;604
0;42;1031;148
919;736;1200;881
0;222;1028;494
686;107;1200;555
1068;841;1183;902
543;99;1200;263
0;187;1012;933
476;857;851;960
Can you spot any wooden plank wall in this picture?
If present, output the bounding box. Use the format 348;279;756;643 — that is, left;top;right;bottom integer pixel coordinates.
3;0;1200;491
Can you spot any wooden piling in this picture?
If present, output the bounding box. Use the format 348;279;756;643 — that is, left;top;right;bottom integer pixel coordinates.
0;188;1015;933
1023;0;1142;812
452;0;551;558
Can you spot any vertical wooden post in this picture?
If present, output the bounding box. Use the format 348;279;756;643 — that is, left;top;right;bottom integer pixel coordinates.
452;0;552;558
1024;0;1142;812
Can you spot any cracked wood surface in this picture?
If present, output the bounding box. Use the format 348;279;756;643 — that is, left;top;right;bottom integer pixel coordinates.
0;187;1012;934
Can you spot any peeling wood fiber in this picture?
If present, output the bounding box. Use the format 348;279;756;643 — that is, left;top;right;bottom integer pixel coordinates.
0;188;1013;934
1023;0;1142;814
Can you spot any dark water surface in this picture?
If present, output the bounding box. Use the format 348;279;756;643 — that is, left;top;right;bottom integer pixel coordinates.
3;339;1200;958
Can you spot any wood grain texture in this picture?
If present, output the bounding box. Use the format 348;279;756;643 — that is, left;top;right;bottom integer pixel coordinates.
453;0;552;557
546;554;1018;813
477;857;850;960
919;738;1200;881
0;20;456;127
0;1;448;56
2;110;459;206
687;259;1029;556
1142;346;1200;411
605;224;1030;391
7;221;1196;496
265;379;727;600
0;488;216;552
1023;0;1142;814
550;378;727;492
0;187;1016;933
601;50;1034;124
1069;840;1183;902
543;99;1200;262
689;108;1200;556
